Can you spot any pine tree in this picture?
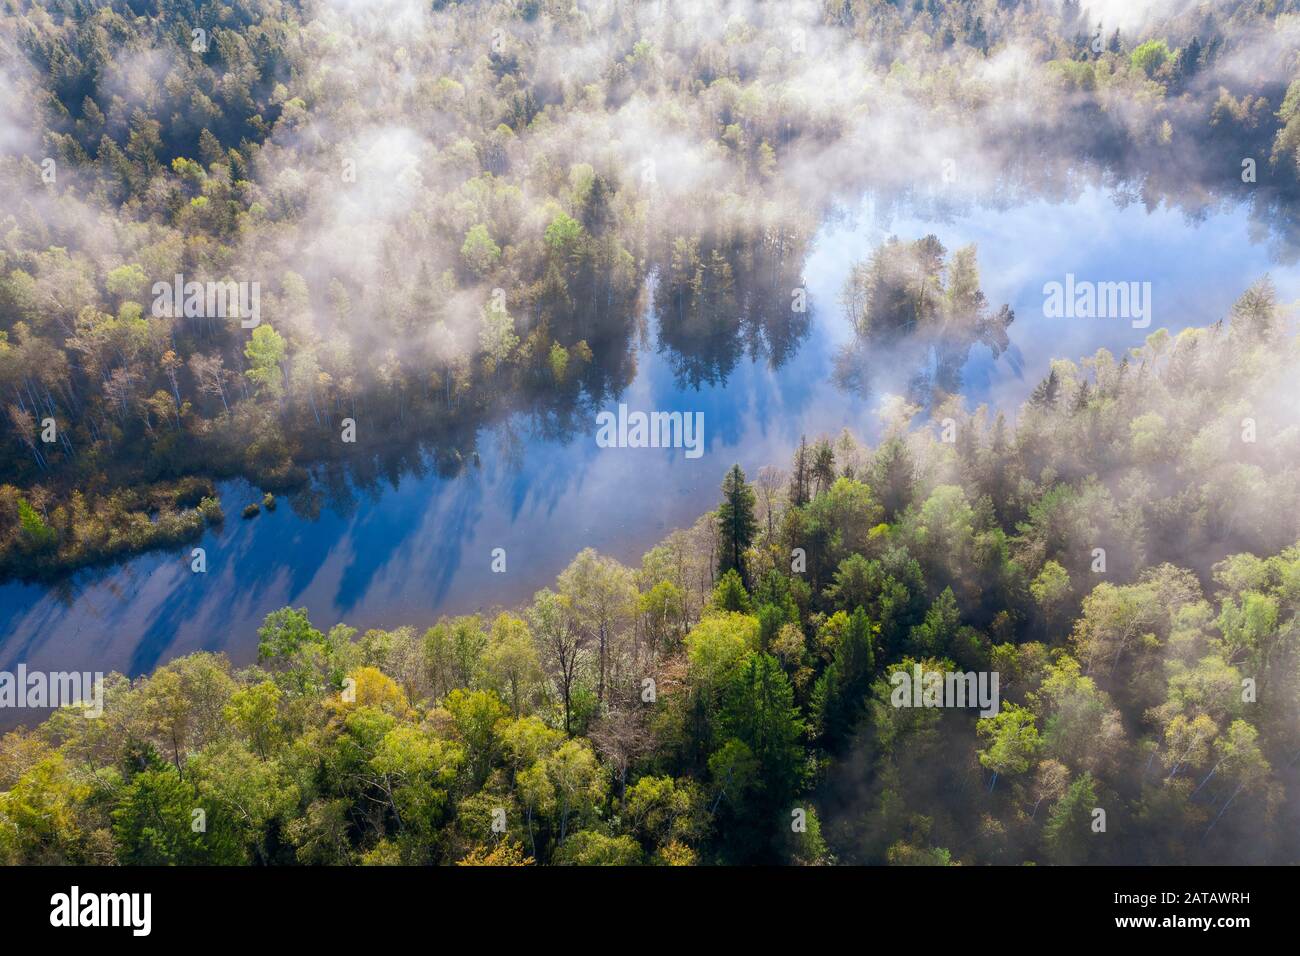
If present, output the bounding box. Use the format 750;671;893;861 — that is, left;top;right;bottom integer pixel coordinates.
1029;367;1059;408
1045;772;1099;864
812;607;876;750
811;438;836;497
712;568;751;612
872;436;915;520
789;436;810;507
717;464;758;585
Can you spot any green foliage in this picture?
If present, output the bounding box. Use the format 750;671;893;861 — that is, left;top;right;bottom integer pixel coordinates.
1130;40;1171;79
461;224;502;276
543;214;584;256
2;0;1300;869
711;568;751;612
16;499;56;552
554;830;641;865
717;464;758;585
244;325;286;396
812;607;875;749
112;766;242;865
1044;773;1099;865
976;703;1041;781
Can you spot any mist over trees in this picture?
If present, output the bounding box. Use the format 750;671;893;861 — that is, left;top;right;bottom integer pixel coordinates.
3;280;1297;865
2;0;1300;867
4;0;1300;575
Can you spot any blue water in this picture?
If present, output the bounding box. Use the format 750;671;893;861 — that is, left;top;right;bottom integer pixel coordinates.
2;186;1297;709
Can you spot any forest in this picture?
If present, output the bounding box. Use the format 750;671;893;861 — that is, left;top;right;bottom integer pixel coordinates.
3;0;1300;867
4;0;1300;576
2;278;1296;865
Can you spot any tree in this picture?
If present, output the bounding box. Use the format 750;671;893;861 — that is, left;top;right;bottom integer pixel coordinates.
976;704;1041;791
557;549;637;710
189;741;298;864
1031;560;1072;637
711;568;750;612
258;607;324;664
136;654;234;774
554;831;641;865
1200;720;1272;839
1033;657;1125;775
457;840;534;866
825;554;874;611
621;775;704;850
1229;278;1278;343
444;689;508;788
460;224;501;276
0;754;98;864
529;589;586;735
1029;368;1059;408
871;436;915;519
812;607;876;750
423;616;486;699
478;301;518;372
640;579;685;659
1070;581;1161;680
16;498;56;552
788;436;810;507
909;588;961;658
810;439;836;496
720;653;806;815
112;766;241;865
483;613;543;716
190;352;231;411
1130;39;1170;78
223;681;283;759
685;612;758;690
717;464;758;586
244;324;286;397
542;739;607;842
755;465;785;538
1043;772;1099;865
369;725;463;860
543;213;584;258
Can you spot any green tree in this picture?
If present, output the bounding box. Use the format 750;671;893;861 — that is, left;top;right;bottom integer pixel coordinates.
482;612;543;716
717;464;758;586
720;653;806;814
1043;772;1099;865
554;830;640;865
244;324;286;396
976;703;1041;791
711;568;751;612
16;499;56;553
112;766;242;865
223;681;283;759
1031;560;1072;636
812;607;876;750
460;224;501;276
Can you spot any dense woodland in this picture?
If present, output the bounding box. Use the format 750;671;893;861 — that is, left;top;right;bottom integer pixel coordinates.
2;278;1297;865
4;0;1300;576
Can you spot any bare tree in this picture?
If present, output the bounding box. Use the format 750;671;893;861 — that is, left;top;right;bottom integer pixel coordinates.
755;464;786;540
189;352;231;412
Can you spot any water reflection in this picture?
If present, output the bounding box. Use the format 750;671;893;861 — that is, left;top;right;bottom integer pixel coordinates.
3;182;1300;716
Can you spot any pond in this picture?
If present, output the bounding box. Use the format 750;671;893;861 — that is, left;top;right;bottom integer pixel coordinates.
2;183;1297;722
